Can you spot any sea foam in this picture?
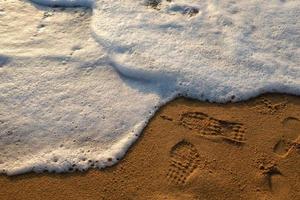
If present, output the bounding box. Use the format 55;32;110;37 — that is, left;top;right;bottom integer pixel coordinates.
0;0;299;175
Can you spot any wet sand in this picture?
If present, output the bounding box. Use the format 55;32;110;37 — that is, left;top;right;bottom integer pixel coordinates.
0;94;299;200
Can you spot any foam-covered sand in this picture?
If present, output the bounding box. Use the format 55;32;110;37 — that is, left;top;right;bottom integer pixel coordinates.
0;0;299;175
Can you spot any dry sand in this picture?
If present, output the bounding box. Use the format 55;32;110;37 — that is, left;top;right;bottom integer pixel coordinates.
0;94;299;200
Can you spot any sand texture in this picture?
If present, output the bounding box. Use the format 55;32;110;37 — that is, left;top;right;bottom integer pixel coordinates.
0;94;299;200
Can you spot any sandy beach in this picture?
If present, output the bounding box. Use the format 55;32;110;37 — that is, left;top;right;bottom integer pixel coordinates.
0;94;299;200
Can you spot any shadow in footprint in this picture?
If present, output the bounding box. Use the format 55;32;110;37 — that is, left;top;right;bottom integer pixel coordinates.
260;164;283;191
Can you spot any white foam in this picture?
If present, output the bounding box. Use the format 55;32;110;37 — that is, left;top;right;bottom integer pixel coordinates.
93;0;300;102
0;0;299;175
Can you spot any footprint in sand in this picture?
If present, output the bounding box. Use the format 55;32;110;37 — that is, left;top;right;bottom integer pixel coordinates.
167;140;200;185
254;98;287;115
273;117;300;157
259;163;283;190
179;112;246;145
